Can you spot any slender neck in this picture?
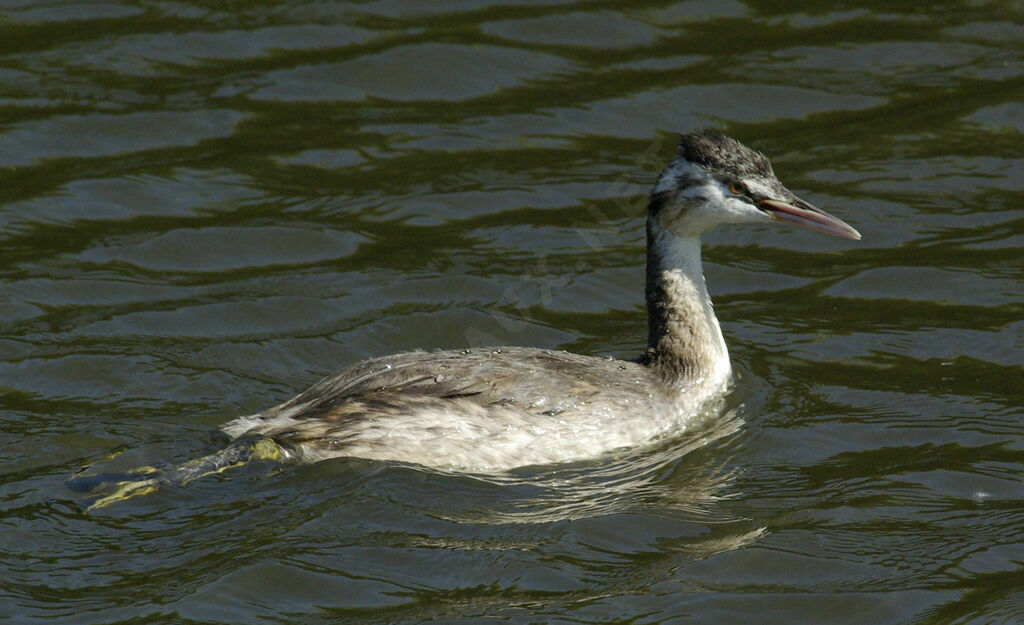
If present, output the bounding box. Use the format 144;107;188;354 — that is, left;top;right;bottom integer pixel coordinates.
642;218;731;386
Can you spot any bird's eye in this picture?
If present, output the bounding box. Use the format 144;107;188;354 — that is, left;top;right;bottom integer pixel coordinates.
728;182;745;195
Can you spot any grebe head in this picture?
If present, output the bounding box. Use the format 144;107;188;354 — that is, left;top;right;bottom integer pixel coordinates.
650;130;861;240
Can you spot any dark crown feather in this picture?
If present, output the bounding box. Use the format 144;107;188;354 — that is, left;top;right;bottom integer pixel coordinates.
678;129;774;180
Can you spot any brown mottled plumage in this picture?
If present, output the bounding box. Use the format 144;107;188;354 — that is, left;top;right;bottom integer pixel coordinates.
220;130;859;471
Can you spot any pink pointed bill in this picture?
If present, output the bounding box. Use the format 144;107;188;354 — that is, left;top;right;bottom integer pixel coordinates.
758;198;861;240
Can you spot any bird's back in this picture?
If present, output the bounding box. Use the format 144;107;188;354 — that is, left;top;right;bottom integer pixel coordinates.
220;347;706;471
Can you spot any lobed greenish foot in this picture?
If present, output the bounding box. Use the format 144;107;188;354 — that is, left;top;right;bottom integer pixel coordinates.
69;437;284;511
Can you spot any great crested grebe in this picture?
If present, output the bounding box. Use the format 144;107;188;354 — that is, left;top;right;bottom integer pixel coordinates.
75;130;860;508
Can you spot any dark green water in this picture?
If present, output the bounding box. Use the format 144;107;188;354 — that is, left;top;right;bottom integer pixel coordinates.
1;1;1022;623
